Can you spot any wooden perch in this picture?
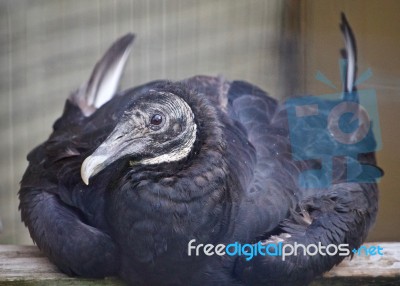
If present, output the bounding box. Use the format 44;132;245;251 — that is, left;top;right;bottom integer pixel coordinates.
0;243;399;285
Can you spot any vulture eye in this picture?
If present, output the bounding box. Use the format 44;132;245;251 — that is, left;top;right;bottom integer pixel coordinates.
150;114;163;126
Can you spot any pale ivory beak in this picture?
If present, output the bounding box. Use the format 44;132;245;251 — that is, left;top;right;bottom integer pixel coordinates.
81;155;109;185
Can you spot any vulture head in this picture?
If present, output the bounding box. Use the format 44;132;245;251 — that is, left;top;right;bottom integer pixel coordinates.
72;33;224;187
81;90;197;185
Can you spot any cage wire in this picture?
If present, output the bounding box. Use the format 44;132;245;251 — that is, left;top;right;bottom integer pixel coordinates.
0;0;293;244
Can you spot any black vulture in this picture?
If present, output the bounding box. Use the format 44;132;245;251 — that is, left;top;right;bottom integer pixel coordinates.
19;14;381;285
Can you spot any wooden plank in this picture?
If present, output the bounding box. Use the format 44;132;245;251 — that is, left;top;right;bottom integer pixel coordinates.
323;243;400;278
0;243;399;285
0;245;123;285
311;242;400;286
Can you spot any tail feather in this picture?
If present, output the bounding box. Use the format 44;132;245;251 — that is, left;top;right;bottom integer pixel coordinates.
340;13;357;96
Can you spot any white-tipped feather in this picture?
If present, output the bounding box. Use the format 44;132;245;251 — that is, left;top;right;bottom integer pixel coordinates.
70;33;135;116
91;45;132;108
344;30;355;92
341;13;357;93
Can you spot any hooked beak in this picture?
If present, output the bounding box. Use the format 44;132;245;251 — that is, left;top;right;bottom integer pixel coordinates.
80;124;145;185
81;155;109;185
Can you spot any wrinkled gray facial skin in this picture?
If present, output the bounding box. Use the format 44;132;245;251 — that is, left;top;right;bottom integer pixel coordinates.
81;91;197;185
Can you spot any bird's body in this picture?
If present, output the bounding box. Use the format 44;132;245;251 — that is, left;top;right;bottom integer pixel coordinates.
19;15;381;286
